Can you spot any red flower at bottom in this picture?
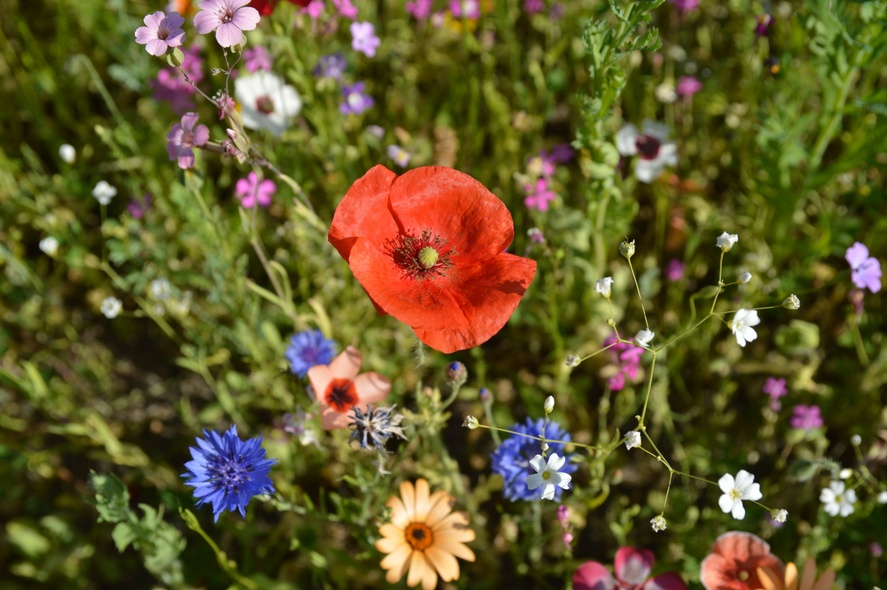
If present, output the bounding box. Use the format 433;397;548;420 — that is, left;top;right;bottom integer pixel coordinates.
700;531;785;590
329;165;537;353
250;0;311;16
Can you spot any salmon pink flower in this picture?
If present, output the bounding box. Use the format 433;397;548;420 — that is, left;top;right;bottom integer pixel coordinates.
307;346;391;429
700;531;784;590
573;547;687;590
329;166;537;353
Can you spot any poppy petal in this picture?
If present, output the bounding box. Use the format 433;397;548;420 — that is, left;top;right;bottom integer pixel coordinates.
644;572;688;590
573;561;616;590
614;547;655;585
329;346;363;379
352;372;392;405
329;164;398;262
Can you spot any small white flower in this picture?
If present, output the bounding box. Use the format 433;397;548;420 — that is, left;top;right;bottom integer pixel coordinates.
850;434;862;446
634;329;655;348
783;294;800;310
654;82;677;103
594;277;614;298
771;508;788;523
39;236;59;256
59;144;76;164
877;490;887;504
526;453;572;501
839;468;853;480
650;515;667;532
92;180;117;205
738;272;752;284
100;297;123;319
820;480;856;517
149;278;172;300
730;309;760;347
624;430;641;450
718;469;763;520
615;120;677;183
716;231;739;252
462;415;479;430
565;354;580;368
235;72;302;137
544;396;555;414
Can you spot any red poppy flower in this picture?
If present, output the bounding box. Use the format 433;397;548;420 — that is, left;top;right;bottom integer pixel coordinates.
307;346;391;429
700;531;785;590
329;165;537;353
250;0;311;16
573;547;687;590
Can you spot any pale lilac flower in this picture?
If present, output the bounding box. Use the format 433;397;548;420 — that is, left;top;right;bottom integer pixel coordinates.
670;0;698;13
523;178;556;211
845;242;882;293
234;72;302;136
386;145;411;168
366;125;385;139
763;377;787;411
406;0;433;19
194;0;260;48
236;172;276;208
526;453;572;501
135;11;185;56
820;480;856;517
665;259;684;282
676;75;702;97
313;53;347;80
128;194;153;219
166;112;209;170
350;22;380;57
340;82;374;115
717;469;762;520
527;228;545;244
615;120;677;183
450;0;480;18
790;405;823;430
730;308;760;347
332;0;358;18
243;46;272;72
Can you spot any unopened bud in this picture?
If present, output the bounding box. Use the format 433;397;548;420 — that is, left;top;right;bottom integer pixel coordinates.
782;294;800;310
479;387;491;402
851;434;861;446
771;508;788;523
738;272;752;284
544;396;555;414
650;515;667;532
619;239;636;259
462;415;479;430
565;354;580;368
446;361;468;386
540;441;549;453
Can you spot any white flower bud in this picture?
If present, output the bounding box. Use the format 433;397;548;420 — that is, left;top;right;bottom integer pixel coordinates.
100;297;123;319
782;294;800;310
544;396;555;414
851;434;862;446
650;515;667;532
624;430;641;450
39;236;59;256
738;272;752;284
619;239;636;259
771;508;788;523
716;232;739;252
462;416;479;430
565;354;580;368
59;144;76;164
594;277;614;298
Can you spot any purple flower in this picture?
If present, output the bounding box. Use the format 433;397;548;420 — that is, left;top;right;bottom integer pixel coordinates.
669;0;698;13
135;11;185;56
523;178;556;212
450;0;480;18
236;172;276;208
665;259;685;282
128;194;153;219
332;0;358;18
524;0;544;13
755;14;773;37
604;336;644;392
243;46;272;72
340;82;374;115
350;21;380;57
152;46;203;114
845;242;882;293
544;143;575;164
790;405;824;430
406;0;433;19
763;377;787;411
166;112;209;169
387;145;411;168
194;0;260;48
676;75;702;97
313;53;347;80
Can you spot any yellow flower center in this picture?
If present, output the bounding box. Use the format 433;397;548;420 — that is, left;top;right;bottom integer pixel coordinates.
404;522;434;551
418;247;439;269
542;471;551;481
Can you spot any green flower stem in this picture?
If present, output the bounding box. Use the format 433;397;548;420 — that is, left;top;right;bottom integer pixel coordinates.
179;508;258;590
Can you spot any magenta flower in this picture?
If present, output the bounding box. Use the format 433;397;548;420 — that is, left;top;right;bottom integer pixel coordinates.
243;46;272;72
332;0;358;18
152;45;203;114
450;0;480;18
676;75;702;97
755;14;773;37
166;112;209;170
763;377;787;411
574;547;687;590
523;178;556;212
194;0;260;48
790;405;824;430
669;0;698;13
303;0;325;18
128;194;153;219
135;11;186;56
524;0;544;13
665;259;685;282
604;336;644;392
236;172;276;208
350;21;380;57
406;0;433;19
340;82;374;115
845;242;882;293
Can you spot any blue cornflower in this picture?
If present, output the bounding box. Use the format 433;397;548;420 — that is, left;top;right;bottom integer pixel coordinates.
490;417;577;502
313;53;347;80
285;329;337;377
181;426;276;522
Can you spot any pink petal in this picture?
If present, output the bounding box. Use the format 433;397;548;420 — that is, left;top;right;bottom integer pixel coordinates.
215;23;244;47
164;11;185;29
143;11;166;29
192;125;210;147
329;346;362;380
193;11;219;34
145;38;169;57
181;112;200;132
231;6;261;30
643;572;687;590
320;404;350;429
177;150;195;169
165;29;186;47
352;372;391;405
615;547;655;585
573;561;616;590
235;177;253;197
135;26;157;45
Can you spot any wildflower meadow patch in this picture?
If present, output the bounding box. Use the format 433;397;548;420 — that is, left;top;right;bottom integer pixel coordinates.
2;0;887;588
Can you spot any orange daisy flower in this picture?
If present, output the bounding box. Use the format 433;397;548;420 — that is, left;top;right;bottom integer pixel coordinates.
375;479;476;590
757;558;837;590
307;346;391;430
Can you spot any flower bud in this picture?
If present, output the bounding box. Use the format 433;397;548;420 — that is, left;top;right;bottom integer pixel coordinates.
619;239;636;259
59;144;76;164
540;441;549;453
446;361;468;386
462;415;479;430
565;354;580;368
839;468;853;480
771;508;788;523
624;430;641;450
851;434;861;446
650;515;667;532
738;272;752;284
594;277;614;298
544;396;555;414
479;387;491;402
782;294;800;310
716;232;739;252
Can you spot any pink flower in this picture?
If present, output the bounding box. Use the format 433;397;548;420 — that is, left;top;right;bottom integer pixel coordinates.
523;178;556;211
762;377;787;411
152;45;203;114
243;46;272;72
665;259;685;282
135;11;186;56
845;241;882;293
676;75;702;97
236;172;276;208
524;0;544;13
350;21;380;57
406;0;432;19
303;0;325;18
574;547;687;590
194;0;260;48
670;0;698;14
332;0;358;18
450;0;480;18
790;405;823;430
166;112;209;169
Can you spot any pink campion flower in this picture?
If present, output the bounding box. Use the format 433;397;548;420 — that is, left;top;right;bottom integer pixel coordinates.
665;259;685;282
450;0;480;18
574;547;687;590
406;0;432;19
791;405;824;430
350;21;380;57
524;0;544;13
166;112;209;169
194;0;261;48
845;241;882;293
676;75;702;97
332;0;358;18
243;46;272;72
763;377;787;411
152;45;203;114
604;335;644;392
135;11;186;56
523;178;556;211
670;0;698;13
236;172;276;208
303;0;325;18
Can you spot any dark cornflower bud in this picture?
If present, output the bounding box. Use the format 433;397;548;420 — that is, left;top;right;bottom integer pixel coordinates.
348;405;407;454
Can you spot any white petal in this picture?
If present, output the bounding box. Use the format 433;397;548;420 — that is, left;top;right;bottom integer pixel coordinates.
718;494;734;514
528;455;546;473
526;474;544;490
718;473;735;493
540;483;555;501
731;501;746;520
